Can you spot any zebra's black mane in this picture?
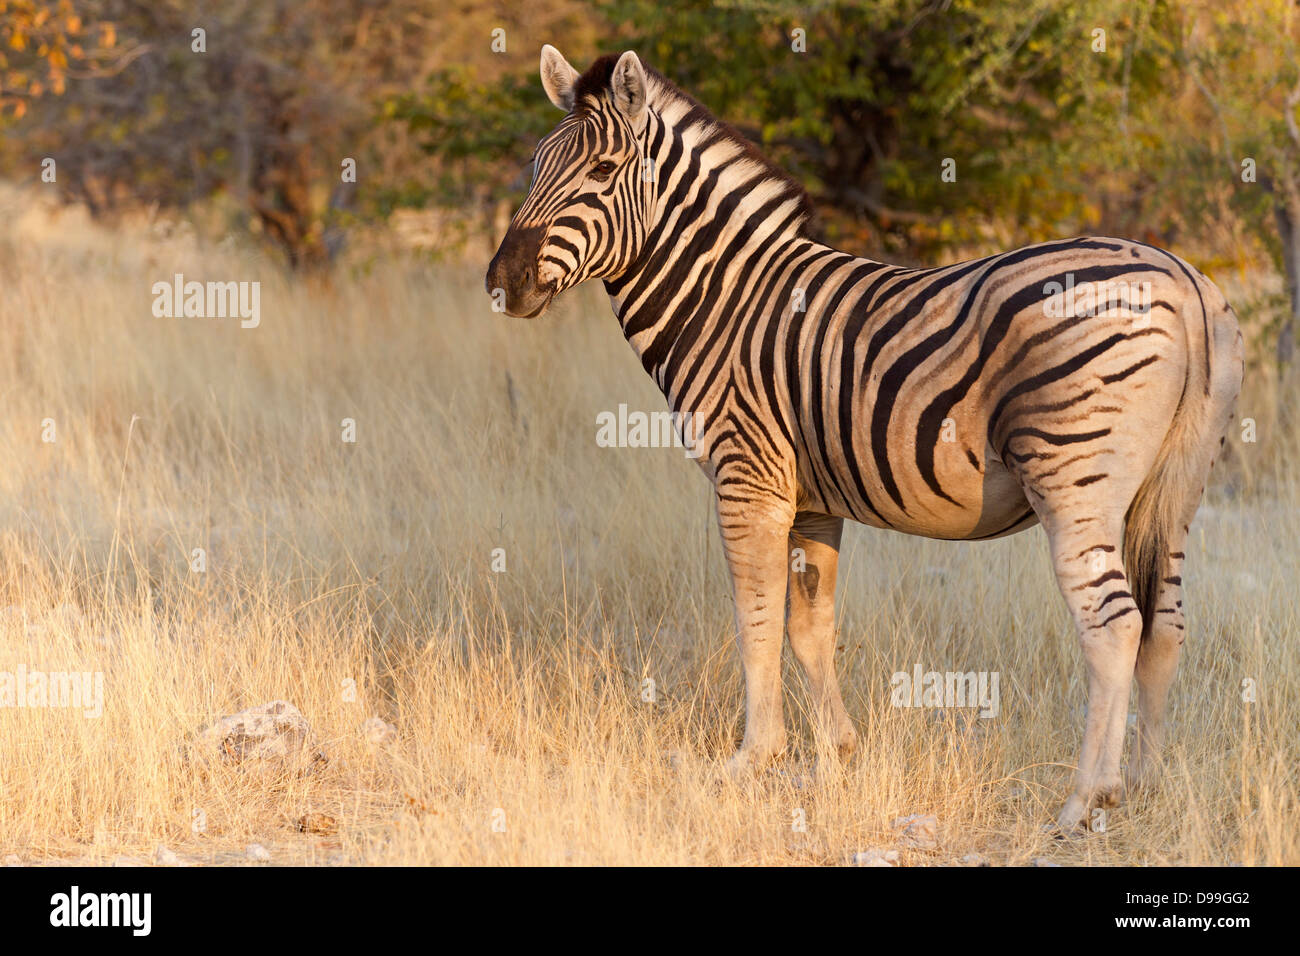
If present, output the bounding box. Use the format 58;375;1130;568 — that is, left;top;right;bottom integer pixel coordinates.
573;54;816;235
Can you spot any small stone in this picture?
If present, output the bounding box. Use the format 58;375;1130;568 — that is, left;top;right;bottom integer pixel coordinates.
961;853;989;866
2;854;21;866
153;845;180;866
851;848;899;867
111;855;141;867
891;813;939;849
1031;856;1061;867
246;843;271;862
362;717;396;745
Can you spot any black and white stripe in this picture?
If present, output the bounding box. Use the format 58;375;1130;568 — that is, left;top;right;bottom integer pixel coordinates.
486;47;1244;831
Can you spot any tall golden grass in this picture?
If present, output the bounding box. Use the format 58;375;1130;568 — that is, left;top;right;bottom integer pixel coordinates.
0;187;1295;865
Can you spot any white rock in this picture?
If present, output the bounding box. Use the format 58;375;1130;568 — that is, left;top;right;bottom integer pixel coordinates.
1031;856;1061;867
197;700;326;773
153;845;180;866
961;853;989;866
852;848;899;867
245;843;271;862
362;716;396;745
891;813;939;849
2;854;21;866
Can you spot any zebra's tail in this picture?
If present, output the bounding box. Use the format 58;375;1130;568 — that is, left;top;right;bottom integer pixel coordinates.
1123;287;1241;644
1122;398;1191;644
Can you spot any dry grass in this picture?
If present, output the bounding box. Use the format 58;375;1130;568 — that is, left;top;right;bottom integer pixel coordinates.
0;188;1295;866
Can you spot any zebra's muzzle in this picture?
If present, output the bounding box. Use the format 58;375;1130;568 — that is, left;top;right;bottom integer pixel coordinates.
486;225;555;318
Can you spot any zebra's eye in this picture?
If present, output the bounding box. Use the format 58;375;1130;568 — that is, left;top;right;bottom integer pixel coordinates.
592;159;617;177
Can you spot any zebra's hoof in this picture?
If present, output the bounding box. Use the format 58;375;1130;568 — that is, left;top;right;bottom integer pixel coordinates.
723;743;785;779
1054;795;1090;835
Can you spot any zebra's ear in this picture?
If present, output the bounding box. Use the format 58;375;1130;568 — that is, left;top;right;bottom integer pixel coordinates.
611;50;648;130
540;44;580;112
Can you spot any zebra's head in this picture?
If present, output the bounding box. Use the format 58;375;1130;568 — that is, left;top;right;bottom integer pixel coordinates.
486;46;653;318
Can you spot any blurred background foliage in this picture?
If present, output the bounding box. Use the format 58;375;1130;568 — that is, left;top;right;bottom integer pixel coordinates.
2;0;1299;363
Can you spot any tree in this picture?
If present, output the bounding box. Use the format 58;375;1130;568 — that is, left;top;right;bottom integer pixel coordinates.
11;0;436;269
392;0;1173;259
1158;0;1300;368
0;0;112;116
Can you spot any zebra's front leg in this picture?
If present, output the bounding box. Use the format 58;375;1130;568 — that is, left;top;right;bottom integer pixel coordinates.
718;495;795;772
787;511;857;757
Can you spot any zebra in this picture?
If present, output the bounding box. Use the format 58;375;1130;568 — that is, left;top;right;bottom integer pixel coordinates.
485;46;1244;831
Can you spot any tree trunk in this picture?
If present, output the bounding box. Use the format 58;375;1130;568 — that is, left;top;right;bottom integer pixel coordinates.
252;140;328;271
1275;195;1300;369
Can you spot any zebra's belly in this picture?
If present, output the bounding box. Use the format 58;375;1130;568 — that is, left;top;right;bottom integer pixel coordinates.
800;441;1039;541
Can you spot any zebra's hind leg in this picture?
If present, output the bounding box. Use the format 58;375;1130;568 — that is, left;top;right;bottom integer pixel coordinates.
1127;542;1188;792
1130;300;1243;792
1128;439;1222;790
1041;514;1144;832
787;512;857;757
717;496;795;773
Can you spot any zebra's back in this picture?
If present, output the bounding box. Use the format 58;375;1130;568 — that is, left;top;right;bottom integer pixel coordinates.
770;236;1237;542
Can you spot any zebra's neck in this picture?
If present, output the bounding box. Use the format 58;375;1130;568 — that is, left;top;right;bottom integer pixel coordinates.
604;104;840;405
